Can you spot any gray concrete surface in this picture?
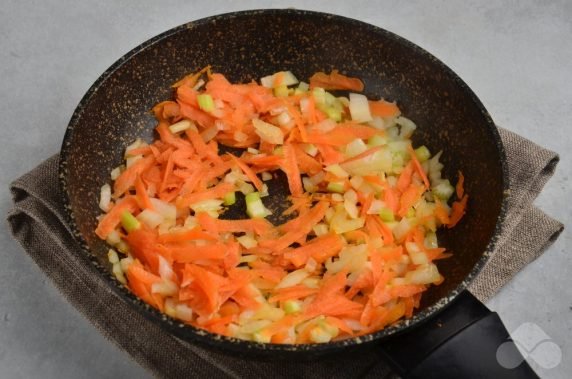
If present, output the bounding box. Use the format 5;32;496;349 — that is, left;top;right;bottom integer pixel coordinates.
1;0;570;378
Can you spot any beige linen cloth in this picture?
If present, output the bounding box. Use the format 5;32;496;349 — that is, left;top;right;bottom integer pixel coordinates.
7;128;563;378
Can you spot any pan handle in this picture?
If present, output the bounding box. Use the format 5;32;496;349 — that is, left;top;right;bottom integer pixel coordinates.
377;290;539;378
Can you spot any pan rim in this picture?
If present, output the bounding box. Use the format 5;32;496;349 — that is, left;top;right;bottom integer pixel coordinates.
58;8;510;355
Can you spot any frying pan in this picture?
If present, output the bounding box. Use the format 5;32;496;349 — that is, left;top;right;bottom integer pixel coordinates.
59;9;538;378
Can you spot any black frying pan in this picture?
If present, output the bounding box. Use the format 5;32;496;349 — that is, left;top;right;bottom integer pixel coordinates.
59;9;537;378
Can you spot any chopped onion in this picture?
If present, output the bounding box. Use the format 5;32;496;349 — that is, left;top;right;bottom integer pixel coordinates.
252;118;284;144
110;166;122;180
261;172;273;181
151;280;178;296
237;235;258;249
367;200;385;215
277;111;291;126
368;117;386;130
275;269;310;289
312;118;336;134
107;249;119;264
325;164;349;178
345;138;368;157
168;119;194;134
125;155;142;168
234;131;248;142
260;71;298;88
137;209;164;229
312;223;329;237
149;198;177;221
406;263;440;284
112;263;126;284
125;138;145;157
349;93;373;123
393;218;412;241
200;125;218;142
189;199;223;214
105;229;121;246
175;303;194;321
302;143;319;157
158;255;175;281
99;184;111;212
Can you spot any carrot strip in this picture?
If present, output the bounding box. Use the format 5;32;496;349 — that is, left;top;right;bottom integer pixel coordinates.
228;154;263;191
158;227;217;243
113;155;155;197
434;199;451;225
95;196;139;239
309;70;364;91
448;194;468;228
177;181;234;207
369;100;400;118
398;184;424;218
396;161;414;193
268;285;319;303
293;145;323;175
167;243;227;263
282;143;303;196
260;202;328;251
284;233;344;267
408;145;430;188
135;175;153;210
196;212;272;235
456;171;465;199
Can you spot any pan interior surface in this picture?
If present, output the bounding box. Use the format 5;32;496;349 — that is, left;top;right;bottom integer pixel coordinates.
60;9;506;356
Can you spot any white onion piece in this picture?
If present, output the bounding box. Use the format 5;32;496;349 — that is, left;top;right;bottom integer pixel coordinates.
99;184;111;212
275;269;310;289
151;280;178;296
150;198;177;221
137;209;164;229
252;118;284;144
175;303;194;321
349;93;373;123
158;255;175;281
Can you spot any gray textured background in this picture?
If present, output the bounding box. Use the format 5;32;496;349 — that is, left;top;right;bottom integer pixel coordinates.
1;1;570;378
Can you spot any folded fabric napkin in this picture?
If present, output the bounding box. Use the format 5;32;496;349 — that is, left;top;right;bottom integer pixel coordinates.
7;127;563;378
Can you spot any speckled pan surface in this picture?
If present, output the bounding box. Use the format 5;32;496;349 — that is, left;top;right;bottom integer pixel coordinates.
59;9;508;356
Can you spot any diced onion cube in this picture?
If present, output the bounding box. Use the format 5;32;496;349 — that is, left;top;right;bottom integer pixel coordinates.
137;209;165;229
406;263;440;284
168;119;194;134
275;269;310;289
349;93;373;123
107;249;119;264
245;192;271;218
237;235;258;249
99;184;112;212
252;118;284;145
260;71;299;88
325;164;349;178
345;138;368;157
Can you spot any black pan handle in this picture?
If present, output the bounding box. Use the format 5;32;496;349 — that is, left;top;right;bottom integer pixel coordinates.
377;290;539;378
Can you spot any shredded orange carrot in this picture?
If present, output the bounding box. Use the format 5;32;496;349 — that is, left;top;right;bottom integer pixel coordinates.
95;68;467;344
282;143;303;196
369;100;400;118
456;171;465;199
408;145;430;189
309;70;364;91
448;194;468;228
228;154;263;191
